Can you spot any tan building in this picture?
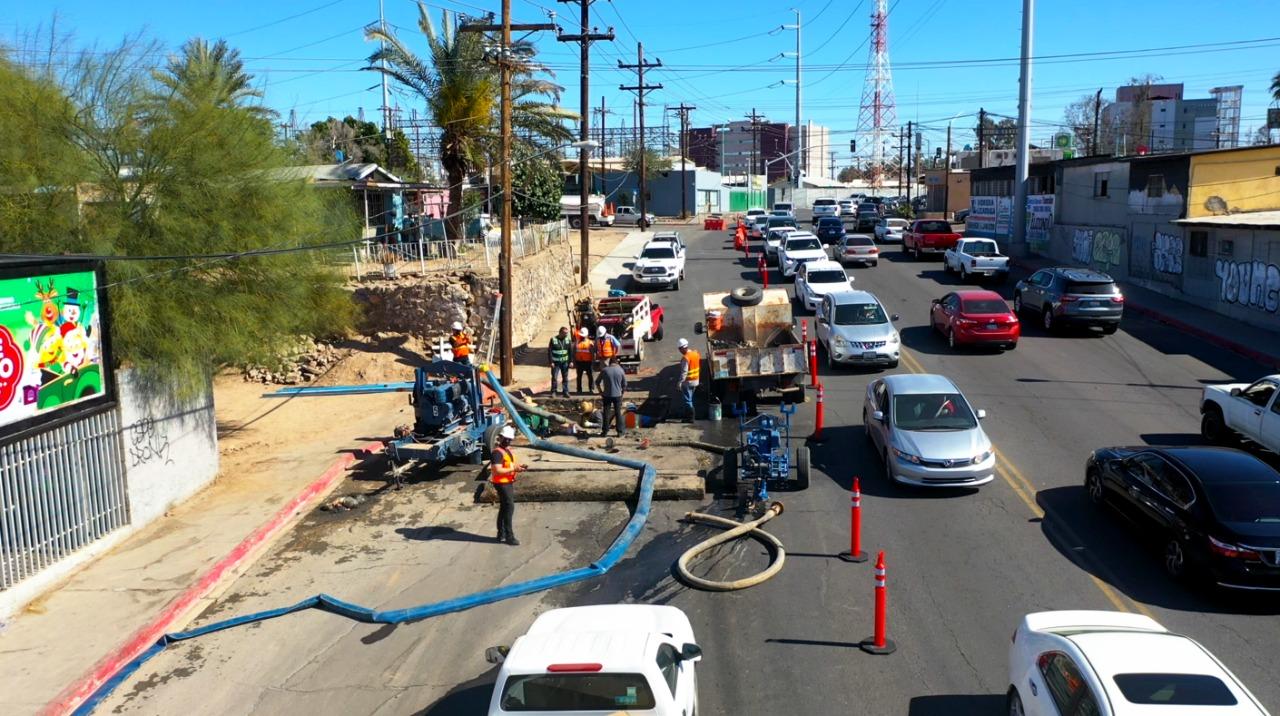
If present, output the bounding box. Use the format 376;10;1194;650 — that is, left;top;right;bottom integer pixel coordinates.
922;169;970;219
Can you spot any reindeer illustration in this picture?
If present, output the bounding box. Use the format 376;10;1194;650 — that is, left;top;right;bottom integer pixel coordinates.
25;279;60;332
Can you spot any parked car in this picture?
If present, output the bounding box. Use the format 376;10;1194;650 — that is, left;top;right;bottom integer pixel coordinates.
929;290;1020;351
902;219;963;259
794;260;853;313
778;232;827;279
815;290;900;369
1200;375;1280;453
814;216;846;244
1084;445;1280;591
631;240;685;290
943;238;1010;282
838;199;856;217
874;217;909;243
855;202;881;232
772;201;795;217
764;226;799;262
613;205;655;228
1009;610;1269;716
811;197;839;223
834;234;880;267
486;604;702;716
1013;267;1124;334
864;373;995;487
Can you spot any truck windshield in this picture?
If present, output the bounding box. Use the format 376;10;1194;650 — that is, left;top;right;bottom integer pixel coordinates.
915;220;953;233
641;247;675;259
500;673;657;711
786;238;822;251
833;302;886;325
965;241;998;256
892;393;977;431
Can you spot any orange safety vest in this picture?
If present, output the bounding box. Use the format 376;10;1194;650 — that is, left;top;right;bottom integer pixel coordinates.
684;348;701;382
598;335;618;359
574;338;594;362
450;331;471;357
491;445;516;484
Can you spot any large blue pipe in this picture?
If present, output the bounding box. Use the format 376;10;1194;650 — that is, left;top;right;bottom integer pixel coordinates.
74;369;657;715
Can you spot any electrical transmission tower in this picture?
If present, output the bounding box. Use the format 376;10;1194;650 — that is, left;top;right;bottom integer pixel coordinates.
855;0;897;188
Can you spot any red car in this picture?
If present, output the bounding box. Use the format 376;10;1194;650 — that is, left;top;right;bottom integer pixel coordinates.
930;290;1020;350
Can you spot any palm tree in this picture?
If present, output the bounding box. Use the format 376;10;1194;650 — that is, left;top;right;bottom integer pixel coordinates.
1271;69;1280;102
154;38;271;116
366;3;574;241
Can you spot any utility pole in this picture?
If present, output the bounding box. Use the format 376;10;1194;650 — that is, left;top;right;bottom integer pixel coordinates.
897;126;905;196
828;150;837;179
1091;88;1102;156
782;9;802;188
378;0;391;150
619;43;662;232
905;120;913;203
594;97;609;197
1012;0;1034;250
977;107;986;168
460;5;556;385
673;103;695;218
557;1;614;286
745;108;765;200
943;123;953;218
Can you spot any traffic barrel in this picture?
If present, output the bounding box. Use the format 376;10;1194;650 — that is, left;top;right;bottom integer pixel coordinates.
759;255;768;288
808;340;819;387
859;551;897;655
810;382;825;442
838;478;868;563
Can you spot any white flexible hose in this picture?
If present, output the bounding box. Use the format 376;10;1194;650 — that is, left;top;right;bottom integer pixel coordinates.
675;503;785;591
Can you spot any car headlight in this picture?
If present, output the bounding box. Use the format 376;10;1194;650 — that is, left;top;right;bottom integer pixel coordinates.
891;447;921;464
888;332;900;344
832;336;848;348
973;450;992;463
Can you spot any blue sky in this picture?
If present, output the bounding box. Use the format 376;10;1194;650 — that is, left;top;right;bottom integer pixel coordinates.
6;0;1279;162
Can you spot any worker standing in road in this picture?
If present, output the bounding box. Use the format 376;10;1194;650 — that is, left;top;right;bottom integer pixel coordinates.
573;327;596;394
677;338;701;423
595;357;627;437
595;325;621;369
449;321;473;365
489;426;527;545
547;326;572;398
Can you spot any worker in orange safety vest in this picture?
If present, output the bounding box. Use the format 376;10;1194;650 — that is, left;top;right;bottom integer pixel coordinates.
573;327;596;394
596;325;621;368
677;337;701;423
734;222;746;252
449;321;473;365
489;425;527;545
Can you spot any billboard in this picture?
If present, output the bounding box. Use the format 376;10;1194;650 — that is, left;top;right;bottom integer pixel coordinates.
0;262;113;439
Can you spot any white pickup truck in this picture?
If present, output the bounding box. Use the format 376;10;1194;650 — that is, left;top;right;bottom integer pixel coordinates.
485;605;701;716
1200;376;1280;452
943;238;1010;282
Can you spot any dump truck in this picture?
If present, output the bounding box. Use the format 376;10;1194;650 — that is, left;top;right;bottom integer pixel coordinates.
697;287;807;409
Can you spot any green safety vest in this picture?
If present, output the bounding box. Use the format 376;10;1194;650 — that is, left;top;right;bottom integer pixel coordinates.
549;336;571;363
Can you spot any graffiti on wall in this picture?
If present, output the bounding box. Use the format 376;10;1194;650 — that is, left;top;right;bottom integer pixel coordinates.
1071;228;1124;271
1152;231;1184;275
1215;260;1280;314
127;414;175;467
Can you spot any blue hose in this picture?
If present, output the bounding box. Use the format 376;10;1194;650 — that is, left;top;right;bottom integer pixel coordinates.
74;369;657;715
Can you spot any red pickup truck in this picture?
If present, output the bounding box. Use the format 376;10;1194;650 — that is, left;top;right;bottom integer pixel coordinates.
903;219;963;260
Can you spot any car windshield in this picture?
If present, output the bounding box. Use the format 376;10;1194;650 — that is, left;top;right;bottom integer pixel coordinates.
768;217;797;228
833;302;886;325
786;238;822;251
1112;674;1237;706
965;241;999;256
892;393;978;431
1066;280;1116;295
807;270;847;284
1203;482;1280;523
915;220;953;233
859;204;878;212
770;210;789;216
500;673;657;711
961;298;1009;314
887;219;908;227
818;217;843;227
640;247;675;259
814;199;835;205
754;216;769;225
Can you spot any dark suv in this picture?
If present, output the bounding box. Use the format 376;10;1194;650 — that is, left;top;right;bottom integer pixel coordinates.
1014;268;1124;333
814;216;846;244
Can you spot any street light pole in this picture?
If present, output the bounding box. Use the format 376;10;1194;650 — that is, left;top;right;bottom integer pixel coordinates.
1012;0;1035;251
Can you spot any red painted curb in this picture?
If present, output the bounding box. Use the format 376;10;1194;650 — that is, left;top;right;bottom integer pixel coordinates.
42;441;384;716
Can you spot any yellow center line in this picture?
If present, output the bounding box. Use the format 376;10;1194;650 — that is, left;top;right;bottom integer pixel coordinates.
896;347;1155;618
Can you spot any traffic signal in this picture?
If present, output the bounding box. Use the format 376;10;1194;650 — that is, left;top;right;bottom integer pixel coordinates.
850;139;856;153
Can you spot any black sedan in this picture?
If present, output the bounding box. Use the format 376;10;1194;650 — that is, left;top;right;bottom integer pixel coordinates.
814;216;846;244
1085;446;1280;591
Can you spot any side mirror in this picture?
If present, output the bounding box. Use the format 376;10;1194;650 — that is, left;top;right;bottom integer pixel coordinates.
680;643;703;662
694;321;704;335
976;409;987;420
1229;387;1242;396
871;410;885;423
485;645;510;664
931;298;940;305
891;313;900;322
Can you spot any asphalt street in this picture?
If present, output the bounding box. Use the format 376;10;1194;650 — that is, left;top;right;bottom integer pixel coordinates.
98;217;1279;715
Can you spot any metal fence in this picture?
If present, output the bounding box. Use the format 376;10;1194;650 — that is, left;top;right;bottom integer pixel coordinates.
348;219;570;279
0;409;130;591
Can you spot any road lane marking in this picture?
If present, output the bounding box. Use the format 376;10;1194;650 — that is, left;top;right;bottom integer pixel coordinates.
897;347;1154;618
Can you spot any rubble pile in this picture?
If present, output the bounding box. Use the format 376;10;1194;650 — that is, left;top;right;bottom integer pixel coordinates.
242;338;352;385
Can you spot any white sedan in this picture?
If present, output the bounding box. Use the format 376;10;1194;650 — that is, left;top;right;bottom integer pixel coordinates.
794;260;853;313
1009;610;1268;715
874;217;909;243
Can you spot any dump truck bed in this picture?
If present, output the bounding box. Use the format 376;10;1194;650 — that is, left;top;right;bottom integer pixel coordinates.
702;289;806;380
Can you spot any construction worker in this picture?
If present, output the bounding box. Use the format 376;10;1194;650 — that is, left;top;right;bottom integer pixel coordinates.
449;321;473;365
548;326;572;398
595;325;621;369
595;357;627;437
573;327;596;394
677;338;701;423
734;221;747;252
489;425;527;545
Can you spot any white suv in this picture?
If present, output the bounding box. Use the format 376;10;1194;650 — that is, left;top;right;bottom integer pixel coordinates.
778;232;827;279
812;197;839;223
631;240;685;290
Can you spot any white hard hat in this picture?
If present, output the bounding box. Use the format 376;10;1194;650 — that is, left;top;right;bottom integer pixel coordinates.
452;321;463;331
578;327;588;337
500;426;516;440
596;326;607;336
677;338;689;349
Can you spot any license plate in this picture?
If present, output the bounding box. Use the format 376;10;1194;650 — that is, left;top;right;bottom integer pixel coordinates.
862;351;877;360
1084;300;1100;308
986;323;997;330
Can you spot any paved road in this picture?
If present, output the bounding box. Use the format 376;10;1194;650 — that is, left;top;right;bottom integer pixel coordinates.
99;218;1279;715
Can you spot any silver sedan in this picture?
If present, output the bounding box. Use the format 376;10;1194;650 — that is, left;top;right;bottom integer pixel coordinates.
863;374;995;487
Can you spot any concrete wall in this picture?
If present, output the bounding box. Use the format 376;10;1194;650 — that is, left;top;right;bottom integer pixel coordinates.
1197;228;1280;331
1188;145;1280;218
118;370;219;526
1057;161;1130;227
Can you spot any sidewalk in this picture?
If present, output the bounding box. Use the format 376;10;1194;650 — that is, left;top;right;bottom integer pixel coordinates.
1011;254;1280;370
0;378;404;715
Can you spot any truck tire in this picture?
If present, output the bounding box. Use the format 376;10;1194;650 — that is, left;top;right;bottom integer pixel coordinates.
1200;405;1232;445
730;286;763;306
569;215;583;229
483;424;502;460
794;446;810;490
654;322;665;340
